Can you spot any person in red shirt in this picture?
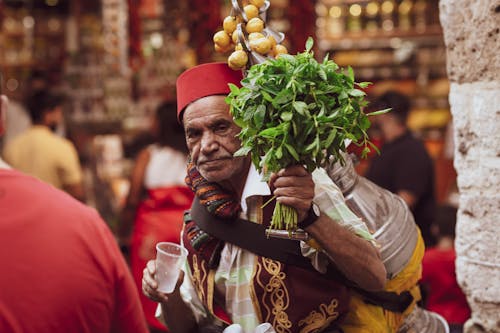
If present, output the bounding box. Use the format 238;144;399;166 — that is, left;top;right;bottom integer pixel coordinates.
421;204;471;333
0;93;149;333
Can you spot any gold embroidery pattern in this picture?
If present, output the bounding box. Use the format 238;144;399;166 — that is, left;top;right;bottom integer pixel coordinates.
207;269;216;316
250;255;264;323
191;255;207;303
256;258;292;333
298;299;340;333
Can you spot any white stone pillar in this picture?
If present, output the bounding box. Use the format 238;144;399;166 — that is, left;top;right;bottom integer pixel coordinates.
439;1;500;332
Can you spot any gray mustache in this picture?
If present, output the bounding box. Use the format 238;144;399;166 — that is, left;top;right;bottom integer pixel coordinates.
198;156;233;164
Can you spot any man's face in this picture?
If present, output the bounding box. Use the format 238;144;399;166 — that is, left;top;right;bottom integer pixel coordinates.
183;95;250;188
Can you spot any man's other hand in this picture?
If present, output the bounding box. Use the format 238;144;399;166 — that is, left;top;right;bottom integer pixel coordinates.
142;260;184;303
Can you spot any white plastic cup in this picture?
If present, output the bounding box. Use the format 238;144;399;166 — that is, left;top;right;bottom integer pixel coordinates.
155;242;188;293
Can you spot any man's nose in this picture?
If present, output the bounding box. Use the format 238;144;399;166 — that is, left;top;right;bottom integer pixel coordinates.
200;132;219;154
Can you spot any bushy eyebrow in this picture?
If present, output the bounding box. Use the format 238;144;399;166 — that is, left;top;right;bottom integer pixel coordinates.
209;119;232;130
185;118;232;132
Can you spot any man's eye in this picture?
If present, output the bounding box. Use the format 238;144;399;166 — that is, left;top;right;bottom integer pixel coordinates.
215;124;229;132
186;131;200;140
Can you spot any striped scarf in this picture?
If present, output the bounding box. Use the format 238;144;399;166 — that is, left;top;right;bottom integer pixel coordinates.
184;161;241;268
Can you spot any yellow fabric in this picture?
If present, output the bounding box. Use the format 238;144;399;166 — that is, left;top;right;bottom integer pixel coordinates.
339;230;425;333
3;126;82;189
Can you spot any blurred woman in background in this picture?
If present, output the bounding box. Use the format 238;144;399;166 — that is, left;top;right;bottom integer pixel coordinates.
121;101;193;332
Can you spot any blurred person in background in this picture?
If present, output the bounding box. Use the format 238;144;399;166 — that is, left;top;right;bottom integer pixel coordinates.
0;92;149;333
0;69;48;149
120;101;193;332
2;90;85;201
420;205;471;333
365;90;436;247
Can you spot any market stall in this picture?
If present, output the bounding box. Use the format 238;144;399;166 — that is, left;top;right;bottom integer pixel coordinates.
0;0;455;224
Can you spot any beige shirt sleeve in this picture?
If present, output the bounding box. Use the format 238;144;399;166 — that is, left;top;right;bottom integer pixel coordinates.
2;142;15;165
57;140;83;186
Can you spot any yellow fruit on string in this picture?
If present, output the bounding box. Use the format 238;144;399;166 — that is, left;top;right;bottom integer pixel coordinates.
267;35;277;48
228;50;248;70
250;0;265;8
248;32;265;41
235;43;244;51
250;37;272;55
232;31;240;44
215;43;233;53
244;4;260;20
274;44;288;57
213;30;231;48
246;17;264;33
223;16;237;35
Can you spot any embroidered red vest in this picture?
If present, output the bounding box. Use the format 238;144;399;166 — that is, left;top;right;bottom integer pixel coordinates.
182;220;351;333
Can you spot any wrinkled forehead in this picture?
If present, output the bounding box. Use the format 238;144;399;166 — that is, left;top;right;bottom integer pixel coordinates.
182;95;232;126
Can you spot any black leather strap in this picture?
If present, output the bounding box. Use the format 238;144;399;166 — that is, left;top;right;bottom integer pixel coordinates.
190;198;315;271
189;197;414;313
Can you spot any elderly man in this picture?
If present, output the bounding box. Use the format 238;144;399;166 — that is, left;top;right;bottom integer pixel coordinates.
142;63;431;333
0;94;148;333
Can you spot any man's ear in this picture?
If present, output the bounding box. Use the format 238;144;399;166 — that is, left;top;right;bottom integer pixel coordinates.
0;95;8;136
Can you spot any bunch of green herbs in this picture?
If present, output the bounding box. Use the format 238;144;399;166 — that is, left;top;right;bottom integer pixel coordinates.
226;38;386;232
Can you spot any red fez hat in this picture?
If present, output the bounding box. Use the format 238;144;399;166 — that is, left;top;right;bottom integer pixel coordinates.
176;62;243;121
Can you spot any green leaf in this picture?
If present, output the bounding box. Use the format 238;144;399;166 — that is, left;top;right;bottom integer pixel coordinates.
234;146;252;157
293;101;308;115
338;90;348;100
367;108;392;116
251;152;261;171
228;83;240;95
357;82;371;88
275;146;283;159
305;139;317;152
318;68;327;81
273;90;293;106
261;90;274;103
233;117;246;128
360;115;371;129
347;66;354;82
253;105;266;127
323;129;337;148
284;143;300;161
258;127;281;138
262;148;274;169
317;103;326;117
292;120;298;136
348;89;366;97
241;105;252;122
278;54;296;64
368;140;380;155
361;146;371;159
280;111;293;122
306;37;314;52
314;136;320;154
